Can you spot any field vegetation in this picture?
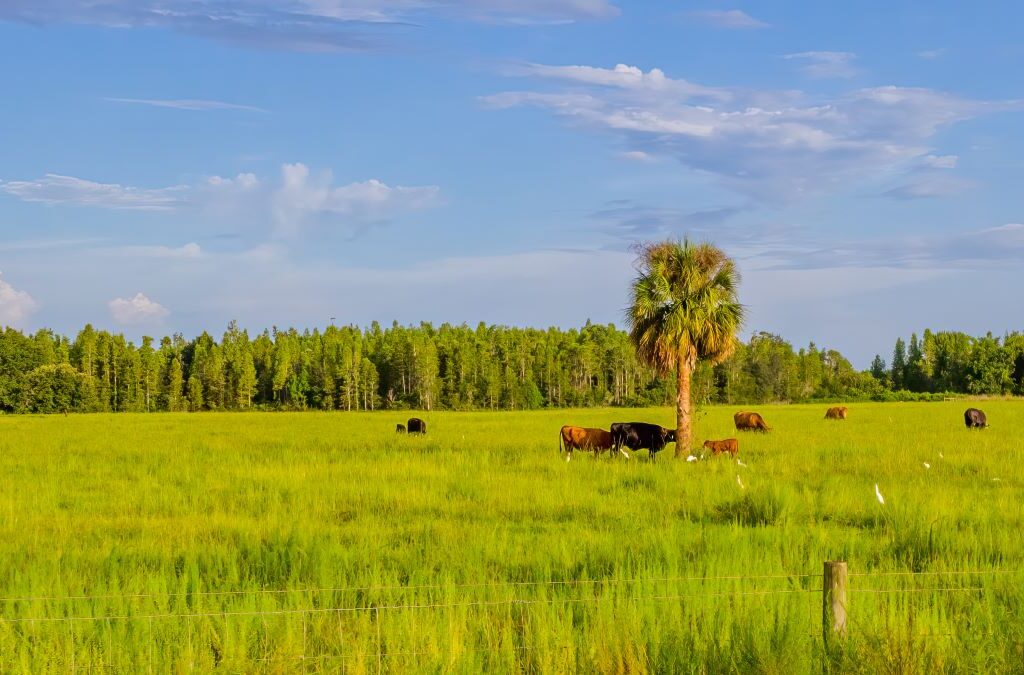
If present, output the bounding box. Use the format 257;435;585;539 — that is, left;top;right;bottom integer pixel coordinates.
0;401;1022;672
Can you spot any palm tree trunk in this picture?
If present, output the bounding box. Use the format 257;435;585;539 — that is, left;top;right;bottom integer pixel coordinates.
675;357;693;458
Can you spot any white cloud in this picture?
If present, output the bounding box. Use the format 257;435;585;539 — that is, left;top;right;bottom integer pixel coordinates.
485;65;1019;201
105;98;267;112
0;174;187;210
0;273;37;327
685;9;769;29
272;163;441;234
784;51;859;79
0;1;617;51
513;63;729;100
108;293;170;324
618;150;656;162
918;49;946;60
2;165;439;235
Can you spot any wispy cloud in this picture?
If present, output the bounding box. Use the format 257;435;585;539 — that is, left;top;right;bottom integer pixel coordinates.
685;9;769;29
882;175;975;200
0;238;105;252
918;48;947;60
1;164;441;235
108;292;169;324
106;98;267;112
921;154;958;169
880;153;969;199
769;223;1024;270
0;1;618;51
0;273;37;327
485;63;1020;202
592;200;747;240
618;150;656;162
784;51;859;78
105;243;204;259
0;174;187;210
509;62;729;100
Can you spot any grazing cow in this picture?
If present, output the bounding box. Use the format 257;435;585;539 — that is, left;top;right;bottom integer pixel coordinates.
825;406;848;420
703;438;739;457
734;411;770;432
407;418;427;434
964;408;988;429
396;424;406;433
559;426;614;461
610;422;676;461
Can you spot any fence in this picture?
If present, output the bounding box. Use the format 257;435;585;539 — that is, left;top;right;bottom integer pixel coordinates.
0;563;1015;670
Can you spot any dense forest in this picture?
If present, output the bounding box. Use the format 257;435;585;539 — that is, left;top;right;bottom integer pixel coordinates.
1;322;1022;414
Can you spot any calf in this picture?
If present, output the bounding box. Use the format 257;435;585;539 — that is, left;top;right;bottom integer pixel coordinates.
703;438;739;457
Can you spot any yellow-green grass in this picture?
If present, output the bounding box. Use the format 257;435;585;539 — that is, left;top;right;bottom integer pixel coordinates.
0;402;1022;673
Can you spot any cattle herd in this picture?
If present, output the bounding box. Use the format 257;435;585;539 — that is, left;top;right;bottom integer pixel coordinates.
554;406;990;462
392;407;990;460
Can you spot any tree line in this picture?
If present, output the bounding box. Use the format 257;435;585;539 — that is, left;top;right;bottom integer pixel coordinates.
871;330;1024;396
0;321;1020;414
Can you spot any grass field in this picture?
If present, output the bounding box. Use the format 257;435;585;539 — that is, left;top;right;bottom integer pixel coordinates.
0;402;1023;673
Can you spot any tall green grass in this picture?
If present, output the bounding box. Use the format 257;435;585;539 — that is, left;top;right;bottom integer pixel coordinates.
0;402;1022;672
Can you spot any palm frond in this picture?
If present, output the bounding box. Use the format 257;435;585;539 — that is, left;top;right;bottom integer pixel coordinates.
626;238;744;373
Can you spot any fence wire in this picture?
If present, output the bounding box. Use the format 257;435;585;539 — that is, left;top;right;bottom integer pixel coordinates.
0;587;821;624
0;570;821;605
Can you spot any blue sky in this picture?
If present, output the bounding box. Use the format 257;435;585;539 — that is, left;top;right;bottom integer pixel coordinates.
1;1;1022;365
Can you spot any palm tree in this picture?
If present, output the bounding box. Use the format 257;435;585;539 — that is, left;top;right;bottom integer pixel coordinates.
626;240;744;457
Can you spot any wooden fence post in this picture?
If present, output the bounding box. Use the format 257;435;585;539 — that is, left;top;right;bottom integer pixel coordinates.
822;561;848;644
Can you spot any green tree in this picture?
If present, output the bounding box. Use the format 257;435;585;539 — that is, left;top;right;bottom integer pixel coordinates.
187;373;204;411
626;240;744;456
891;338;907;390
20;364;97;413
869;354;887;381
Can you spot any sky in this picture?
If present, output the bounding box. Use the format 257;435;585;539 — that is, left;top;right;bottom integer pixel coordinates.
1;1;1022;365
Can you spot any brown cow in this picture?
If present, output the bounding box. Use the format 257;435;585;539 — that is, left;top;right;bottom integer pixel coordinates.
734;411;770;432
825;406;848;420
559;425;614;461
703;438;739;457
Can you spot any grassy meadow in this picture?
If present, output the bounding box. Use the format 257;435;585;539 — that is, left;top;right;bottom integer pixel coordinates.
0;401;1023;673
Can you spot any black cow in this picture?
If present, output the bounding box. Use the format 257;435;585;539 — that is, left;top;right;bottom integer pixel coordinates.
396;424;406;433
964;408;988;429
610;422;676;461
407;417;427;434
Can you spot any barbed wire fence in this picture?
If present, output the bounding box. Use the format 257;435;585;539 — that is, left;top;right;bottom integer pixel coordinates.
0;565;1016;671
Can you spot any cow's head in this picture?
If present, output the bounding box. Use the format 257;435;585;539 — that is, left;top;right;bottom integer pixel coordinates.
664;428;677;443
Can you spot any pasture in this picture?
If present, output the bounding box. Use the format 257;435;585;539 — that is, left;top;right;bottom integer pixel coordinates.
0;402;1022;673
